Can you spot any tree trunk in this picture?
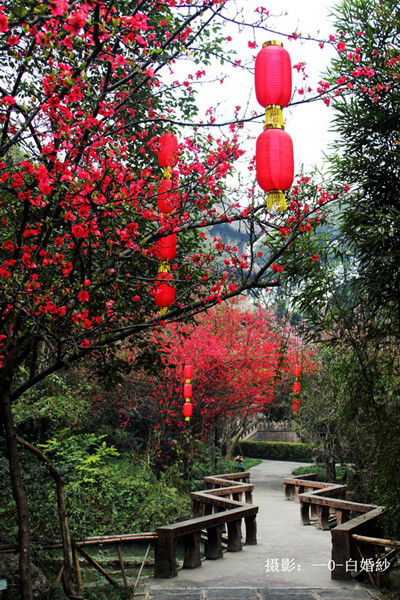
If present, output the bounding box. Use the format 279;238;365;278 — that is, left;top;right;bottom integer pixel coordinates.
226;424;247;461
16;437;84;600
0;385;33;600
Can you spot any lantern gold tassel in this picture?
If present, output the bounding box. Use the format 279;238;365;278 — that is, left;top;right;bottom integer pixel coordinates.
267;190;286;210
159;307;168;316
163;166;172;179
158;262;170;273
264;105;284;130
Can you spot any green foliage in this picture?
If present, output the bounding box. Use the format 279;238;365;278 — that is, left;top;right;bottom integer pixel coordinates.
237;440;314;462
292;463;353;484
0;437;190;545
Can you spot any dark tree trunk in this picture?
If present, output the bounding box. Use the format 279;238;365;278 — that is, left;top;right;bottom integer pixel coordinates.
0;384;33;600
16;437;84;600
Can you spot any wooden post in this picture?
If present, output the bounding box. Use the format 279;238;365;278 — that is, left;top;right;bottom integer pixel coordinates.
182;531;201;569
244;515;257;545
316;505;331;530
310;503;319;519
73;548;82;590
206;525;223;560
191;500;202;518
227;520;242;552
154;531;177;578
116;544;128;587
245;490;253;504
331;527;353;580
300;501;312;526
284;483;293;500
336;509;350;526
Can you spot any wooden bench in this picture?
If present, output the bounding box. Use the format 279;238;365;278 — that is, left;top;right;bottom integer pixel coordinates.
283;473;397;584
154;472;258;578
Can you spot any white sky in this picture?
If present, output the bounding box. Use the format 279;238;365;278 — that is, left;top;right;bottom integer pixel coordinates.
176;0;339;176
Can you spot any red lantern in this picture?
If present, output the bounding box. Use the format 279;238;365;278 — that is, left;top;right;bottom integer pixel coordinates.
154;272;175;308
157;179;177;214
157;133;178;168
293;381;301;395
183;365;193;380
255;42;292;109
294;364;302;378
256;129;294;192
183;383;192;398
183;402;193;418
154;233;176;261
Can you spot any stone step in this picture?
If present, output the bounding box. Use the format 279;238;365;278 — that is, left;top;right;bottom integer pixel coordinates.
147;587;377;600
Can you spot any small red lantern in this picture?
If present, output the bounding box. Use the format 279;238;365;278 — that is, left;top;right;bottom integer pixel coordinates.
157;179;177;214
154;233;177;261
183;383;192;398
154;272;175;308
183;402;193;418
293;381;301;395
256;129;294;192
183;365;193;380
294;364;302;378
255;42;292;109
157;133;178;168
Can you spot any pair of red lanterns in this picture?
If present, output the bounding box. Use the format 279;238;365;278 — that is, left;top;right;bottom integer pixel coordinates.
255;41;294;210
292;363;301;412
153;133;179;313
182;365;193;421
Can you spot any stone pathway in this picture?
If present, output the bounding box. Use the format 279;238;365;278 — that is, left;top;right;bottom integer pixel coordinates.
145;460;379;600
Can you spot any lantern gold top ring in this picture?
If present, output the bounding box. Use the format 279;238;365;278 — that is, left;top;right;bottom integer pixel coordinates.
263;40;283;47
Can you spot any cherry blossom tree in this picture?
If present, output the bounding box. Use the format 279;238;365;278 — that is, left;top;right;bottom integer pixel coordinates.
0;1;358;597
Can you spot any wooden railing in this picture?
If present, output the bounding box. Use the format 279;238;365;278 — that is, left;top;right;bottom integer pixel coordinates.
283;474;400;585
154;472;258;578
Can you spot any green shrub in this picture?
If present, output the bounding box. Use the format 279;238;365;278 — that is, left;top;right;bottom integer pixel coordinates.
237;440;314;461
292;463;354;483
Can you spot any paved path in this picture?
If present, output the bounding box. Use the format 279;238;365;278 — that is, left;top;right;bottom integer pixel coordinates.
146;460;378;600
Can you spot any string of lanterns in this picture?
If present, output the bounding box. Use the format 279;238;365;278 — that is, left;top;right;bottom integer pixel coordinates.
182;365;193;422
153;133;178;315
255;41;294;211
292;362;301;412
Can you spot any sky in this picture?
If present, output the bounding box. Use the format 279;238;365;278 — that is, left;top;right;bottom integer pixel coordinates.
181;0;340;175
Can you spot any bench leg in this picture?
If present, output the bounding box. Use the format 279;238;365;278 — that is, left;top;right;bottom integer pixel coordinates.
154;533;177;578
206;525;223;560
183;531;202;569
316;505;331;530
245;515;257;545
336;509;350;525
227;519;242;552
300;501;312;525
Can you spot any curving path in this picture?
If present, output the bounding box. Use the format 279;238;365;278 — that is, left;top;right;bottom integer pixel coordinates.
146;460;378;600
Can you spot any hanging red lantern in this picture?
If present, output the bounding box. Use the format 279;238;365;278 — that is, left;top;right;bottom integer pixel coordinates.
255;41;292;109
154;272;175;308
154;233;177;261
293;381;301;395
183;383;192;398
183;365;193;380
256;128;294;210
256;129;294;192
293;364;302;378
157;133;178;168
183;402;193;418
157;179;177;214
